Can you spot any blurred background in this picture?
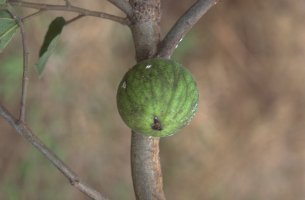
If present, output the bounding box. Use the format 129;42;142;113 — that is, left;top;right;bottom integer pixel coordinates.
1;0;305;199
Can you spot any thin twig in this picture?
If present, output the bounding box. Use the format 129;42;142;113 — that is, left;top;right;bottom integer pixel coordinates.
107;0;133;17
65;14;85;26
7;10;29;122
22;9;45;21
18;19;28;122
8;0;130;25
0;104;108;200
157;0;220;58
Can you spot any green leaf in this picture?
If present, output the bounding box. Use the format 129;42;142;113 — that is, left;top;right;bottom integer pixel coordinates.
0;10;19;52
36;17;65;76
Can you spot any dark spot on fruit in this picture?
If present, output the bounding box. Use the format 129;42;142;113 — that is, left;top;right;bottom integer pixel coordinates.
152;116;162;131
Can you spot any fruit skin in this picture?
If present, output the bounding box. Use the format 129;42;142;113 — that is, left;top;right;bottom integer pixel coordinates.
116;58;199;137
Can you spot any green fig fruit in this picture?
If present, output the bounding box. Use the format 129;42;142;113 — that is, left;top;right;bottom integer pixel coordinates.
117;58;199;137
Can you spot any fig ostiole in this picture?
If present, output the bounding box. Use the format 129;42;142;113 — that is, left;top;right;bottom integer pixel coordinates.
116;58;199;137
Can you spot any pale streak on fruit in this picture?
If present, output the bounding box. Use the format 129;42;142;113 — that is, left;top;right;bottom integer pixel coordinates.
191;102;198;114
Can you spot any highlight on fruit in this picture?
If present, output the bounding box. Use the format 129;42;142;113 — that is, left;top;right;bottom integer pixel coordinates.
116;58;199;137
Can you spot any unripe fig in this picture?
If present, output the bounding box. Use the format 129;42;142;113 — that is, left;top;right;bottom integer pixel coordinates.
117;58;199;137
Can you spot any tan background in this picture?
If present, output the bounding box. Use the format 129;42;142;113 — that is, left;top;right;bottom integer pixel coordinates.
1;0;305;199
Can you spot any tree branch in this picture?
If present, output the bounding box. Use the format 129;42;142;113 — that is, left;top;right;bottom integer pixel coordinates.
107;0;132;17
8;0;130;25
0;104;108;200
129;1;220;199
129;1;165;199
17;19;28;122
65;14;85;26
129;0;161;61
22;9;45;21
157;0;220;58
131;132;165;200
7;10;29;122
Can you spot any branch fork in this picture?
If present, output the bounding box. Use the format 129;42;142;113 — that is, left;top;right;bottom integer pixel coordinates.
8;0;130;25
0;0;220;199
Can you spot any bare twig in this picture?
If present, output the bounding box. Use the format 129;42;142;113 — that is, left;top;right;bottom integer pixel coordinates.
17;17;28;122
2;8;108;200
22;9;45;21
8;0;130;25
7;10;29;122
0;104;108;200
65;14;85;26
157;0;220;58
107;0;132;17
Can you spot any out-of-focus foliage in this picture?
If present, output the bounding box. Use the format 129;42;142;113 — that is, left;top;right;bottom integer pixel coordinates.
1;0;305;199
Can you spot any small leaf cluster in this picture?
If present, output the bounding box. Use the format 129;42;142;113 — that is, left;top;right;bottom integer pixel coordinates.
0;4;65;77
0;10;18;52
36;17;65;76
